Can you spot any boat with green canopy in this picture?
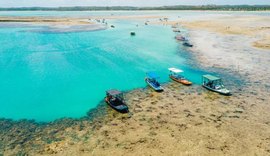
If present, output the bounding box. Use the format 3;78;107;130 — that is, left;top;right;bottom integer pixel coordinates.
202;74;231;95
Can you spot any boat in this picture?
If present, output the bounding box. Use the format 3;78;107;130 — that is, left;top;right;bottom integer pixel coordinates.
168;68;192;85
175;35;186;41
130;31;136;36
145;72;164;92
111;25;115;28
105;89;129;113
173;29;181;32
202;74;231;95
183;42;193;47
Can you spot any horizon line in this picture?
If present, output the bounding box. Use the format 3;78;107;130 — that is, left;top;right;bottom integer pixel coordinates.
1;4;270;9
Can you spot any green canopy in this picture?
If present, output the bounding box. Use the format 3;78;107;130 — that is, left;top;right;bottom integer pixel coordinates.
203;74;221;81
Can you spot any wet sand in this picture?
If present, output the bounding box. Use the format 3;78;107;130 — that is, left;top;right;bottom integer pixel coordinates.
0;15;163;32
154;15;270;50
0;15;163;26
177;15;270;94
0;16;93;25
1;83;270;155
44;84;270;156
1;13;270;155
181;16;270;50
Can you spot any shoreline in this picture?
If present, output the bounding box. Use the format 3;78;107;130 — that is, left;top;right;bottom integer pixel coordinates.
153;15;270;50
1;81;269;155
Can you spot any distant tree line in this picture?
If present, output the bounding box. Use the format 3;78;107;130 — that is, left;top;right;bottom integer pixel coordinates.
0;5;269;11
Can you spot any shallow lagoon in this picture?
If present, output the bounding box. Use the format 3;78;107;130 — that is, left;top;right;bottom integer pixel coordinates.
0;11;244;121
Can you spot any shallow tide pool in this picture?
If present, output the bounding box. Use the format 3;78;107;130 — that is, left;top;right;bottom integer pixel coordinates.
0;12;210;121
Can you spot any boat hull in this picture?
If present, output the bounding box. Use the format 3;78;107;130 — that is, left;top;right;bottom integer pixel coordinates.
202;85;231;95
105;98;129;113
183;42;193;47
145;78;164;92
170;76;192;85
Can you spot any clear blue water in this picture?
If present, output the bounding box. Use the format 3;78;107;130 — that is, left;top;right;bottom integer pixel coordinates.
0;10;269;17
1;11;263;121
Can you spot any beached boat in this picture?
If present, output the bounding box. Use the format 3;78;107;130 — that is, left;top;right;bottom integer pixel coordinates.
175;35;186;41
173;29;181;32
105;90;129;113
202;75;231;95
130;31;136;36
183;42;193;47
168;68;192;85
145;72;164;92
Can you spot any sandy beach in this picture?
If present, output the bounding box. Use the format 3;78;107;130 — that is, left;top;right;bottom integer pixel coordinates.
1;12;270;155
0;15;163;26
1;82;269;155
180;15;270;50
178;15;270;92
0;16;92;25
0;15;164;32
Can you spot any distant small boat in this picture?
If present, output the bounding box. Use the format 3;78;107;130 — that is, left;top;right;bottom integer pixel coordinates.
130;31;136;36
202;75;231;95
145;72;164;92
173;29;181;32
111;25;115;28
183;42;193;47
105;89;129;113
175;35;186;41
168;68;192;85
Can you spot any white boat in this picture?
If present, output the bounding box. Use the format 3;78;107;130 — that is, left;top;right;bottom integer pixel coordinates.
202;74;231;95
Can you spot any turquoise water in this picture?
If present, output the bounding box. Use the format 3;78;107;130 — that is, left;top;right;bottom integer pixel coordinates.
1;11;256;121
0;10;269;17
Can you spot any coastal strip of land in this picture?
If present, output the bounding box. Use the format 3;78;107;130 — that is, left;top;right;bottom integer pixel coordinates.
0;15;164;32
0;15;164;26
153;15;270;50
1;83;270;156
180;15;270;50
0;16;93;25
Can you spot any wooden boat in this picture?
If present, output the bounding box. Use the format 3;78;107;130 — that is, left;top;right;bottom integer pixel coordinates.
130;31;136;36
183;42;193;47
105;90;129;113
168;68;192;85
145;72;164;92
202;75;231;95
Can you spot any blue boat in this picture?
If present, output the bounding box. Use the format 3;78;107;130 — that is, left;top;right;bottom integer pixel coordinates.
145;72;164;92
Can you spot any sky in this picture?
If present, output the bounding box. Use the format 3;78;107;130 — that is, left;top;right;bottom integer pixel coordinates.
0;0;269;7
